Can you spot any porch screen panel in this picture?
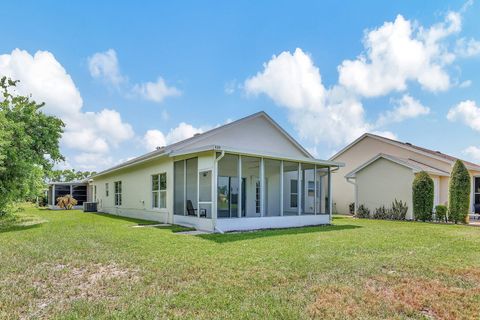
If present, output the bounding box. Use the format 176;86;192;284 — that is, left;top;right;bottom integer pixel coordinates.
217;154;239;218
199;170;212;218
186;158;198;211
283;161;299;216
72;185;87;205
54;185;70;202
241;156;261;217
174;160;185;215
316;167;329;214
301;163;315;215
264;159;281;216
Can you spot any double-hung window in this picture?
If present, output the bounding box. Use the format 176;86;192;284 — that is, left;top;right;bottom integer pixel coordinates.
290;179;298;208
114;181;122;206
152;173;167;209
105;183;109;197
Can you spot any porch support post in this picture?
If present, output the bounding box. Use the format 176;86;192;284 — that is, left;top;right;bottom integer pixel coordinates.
314;165;317;215
298;162;301;215
280;161;284;216
328;167;333;223
183;160;187;215
260;157;265;217
238;155;242;218
52;185;55;206
70;184;73;197
212;152;219;227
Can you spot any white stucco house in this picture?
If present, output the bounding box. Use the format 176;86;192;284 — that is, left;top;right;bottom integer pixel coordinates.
91;112;343;232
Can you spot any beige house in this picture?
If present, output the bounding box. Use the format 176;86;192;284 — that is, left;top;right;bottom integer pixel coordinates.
330;133;480;219
91;112;343;232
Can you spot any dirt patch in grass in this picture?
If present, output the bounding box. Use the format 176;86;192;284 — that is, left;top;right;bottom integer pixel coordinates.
308;273;480;319
22;263;139;319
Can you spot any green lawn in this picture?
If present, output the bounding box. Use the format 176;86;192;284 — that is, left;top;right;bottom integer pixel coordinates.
1;206;480;319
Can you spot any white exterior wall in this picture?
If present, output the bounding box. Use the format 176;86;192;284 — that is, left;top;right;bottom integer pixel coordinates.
93;157;174;223
356;158;415;219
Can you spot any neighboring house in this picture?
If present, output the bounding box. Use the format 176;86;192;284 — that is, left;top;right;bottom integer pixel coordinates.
91;112;343;232
330;133;480;219
47;180;92;209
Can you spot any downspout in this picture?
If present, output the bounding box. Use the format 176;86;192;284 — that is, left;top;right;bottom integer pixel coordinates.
346;176;357;216
213;150;225;234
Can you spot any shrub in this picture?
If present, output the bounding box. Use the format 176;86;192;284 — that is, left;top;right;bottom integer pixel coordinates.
390;199;408;220
57;195;77;210
448;160;471;224
373;206;389;220
412;171;434;221
356;205;370;218
349;202;355;215
435;205;447;223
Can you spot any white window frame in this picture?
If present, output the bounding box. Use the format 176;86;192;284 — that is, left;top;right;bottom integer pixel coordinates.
105;182;109;197
152;173;167;209
114;181;122;206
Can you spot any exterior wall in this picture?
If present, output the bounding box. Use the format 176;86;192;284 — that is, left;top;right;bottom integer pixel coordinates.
176;116;309;158
93;157;174;223
332;136;456;214
216;214;329;232
356;158;415;219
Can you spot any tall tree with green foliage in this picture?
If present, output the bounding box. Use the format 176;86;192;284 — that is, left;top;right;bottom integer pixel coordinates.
448;160;471;223
412;171;434;221
0;77;64;215
48;169;96;182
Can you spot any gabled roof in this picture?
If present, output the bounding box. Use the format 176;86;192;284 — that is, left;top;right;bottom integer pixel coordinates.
345;153;450;178
92;111;322;178
331;133;480;172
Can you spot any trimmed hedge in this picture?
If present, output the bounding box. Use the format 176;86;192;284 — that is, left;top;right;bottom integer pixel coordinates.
435;205;447;223
448;160;471;223
356;205;370;218
412;171;434;221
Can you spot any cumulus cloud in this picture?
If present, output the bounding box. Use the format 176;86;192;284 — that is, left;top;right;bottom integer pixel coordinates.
376;94;430;126
132;77;181;103
142;122;204;151
88;49;125;86
0;49;134;170
245;48;367;145
447;100;480;131
88;49;181;104
463;146;480;162
455;38;480;57
338;12;462;97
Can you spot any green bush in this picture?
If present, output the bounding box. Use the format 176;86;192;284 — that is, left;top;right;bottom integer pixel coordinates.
349;202;355;215
412;171;434;221
435;205;447;223
373;206;389;219
356;205;370;218
448;160;471;224
390;199;408;220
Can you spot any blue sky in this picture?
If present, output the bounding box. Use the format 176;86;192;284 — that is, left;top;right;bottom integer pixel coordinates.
1;1;480;171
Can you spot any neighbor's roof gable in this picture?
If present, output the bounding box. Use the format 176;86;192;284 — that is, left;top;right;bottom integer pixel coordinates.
331;133;480;171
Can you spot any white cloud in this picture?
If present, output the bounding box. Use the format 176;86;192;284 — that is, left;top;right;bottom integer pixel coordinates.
245;48;368;145
73;153;115;171
338;12;463;97
370;130;398;140
143;129;167;151
464;146;480;162
376;94;430;126
142;122;204;151
0;49;135;170
455;38;480;57
459;79;472;88
132;77;181;103
447;100;480;131
0;49;83;117
88;49;125;86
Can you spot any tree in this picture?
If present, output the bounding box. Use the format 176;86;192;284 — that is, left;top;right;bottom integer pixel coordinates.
0;77;64;215
412;171;434;221
48;169;96;182
448;160;471;223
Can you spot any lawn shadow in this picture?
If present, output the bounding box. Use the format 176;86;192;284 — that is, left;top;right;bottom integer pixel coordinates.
196;224;361;243
0;222;44;234
88;212;159;225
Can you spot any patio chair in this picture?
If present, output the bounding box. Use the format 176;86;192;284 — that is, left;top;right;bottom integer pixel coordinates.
186;200;207;218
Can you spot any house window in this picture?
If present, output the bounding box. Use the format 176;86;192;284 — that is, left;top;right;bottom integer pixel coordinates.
105;183;109;197
94;185;97;202
152;173;167;209
114;181;122;206
290;179;298;208
308;181;315;197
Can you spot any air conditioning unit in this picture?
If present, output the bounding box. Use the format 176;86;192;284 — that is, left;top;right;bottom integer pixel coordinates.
83;202;98;212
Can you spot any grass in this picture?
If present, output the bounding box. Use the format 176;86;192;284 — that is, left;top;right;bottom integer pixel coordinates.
1;205;480;319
